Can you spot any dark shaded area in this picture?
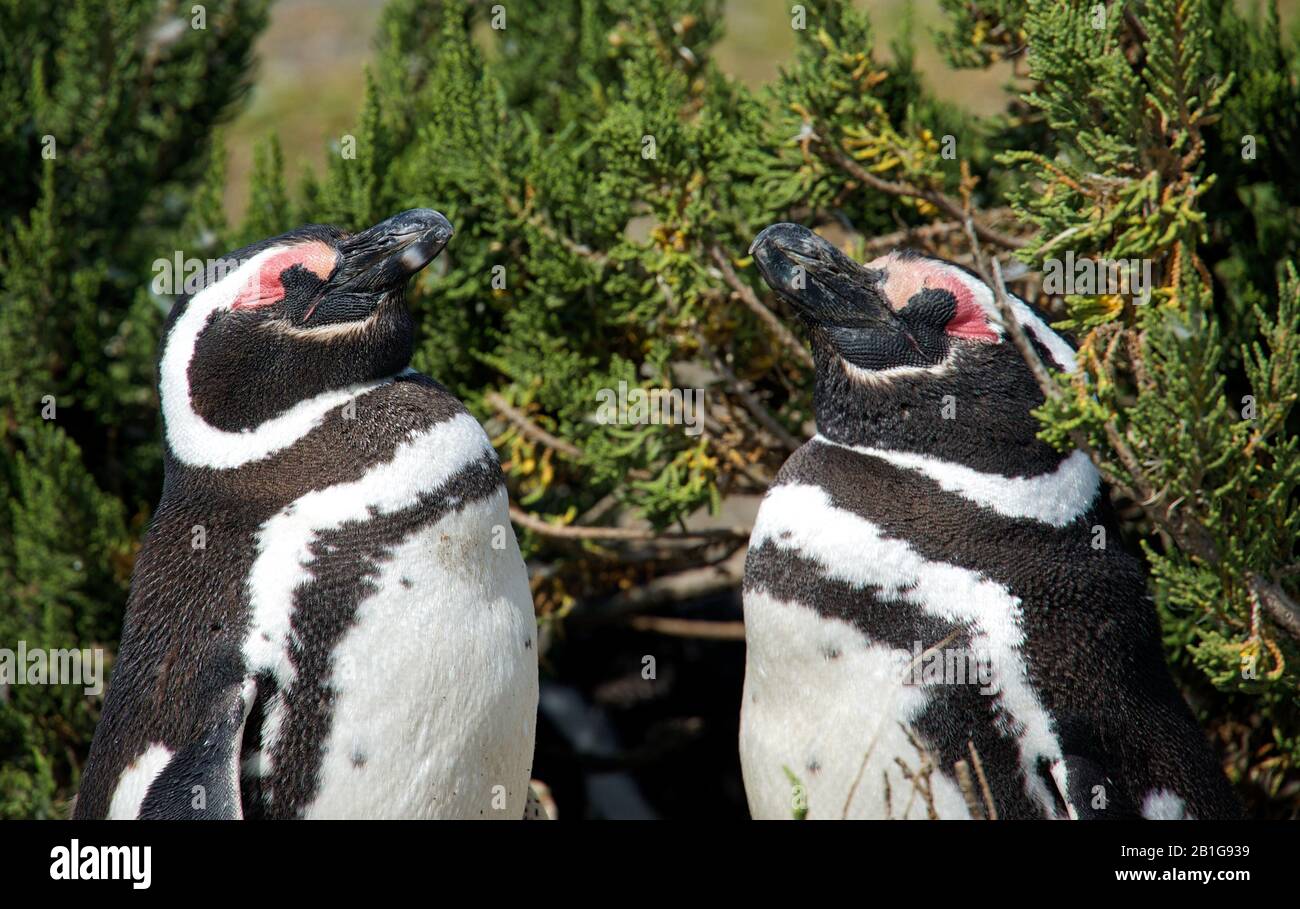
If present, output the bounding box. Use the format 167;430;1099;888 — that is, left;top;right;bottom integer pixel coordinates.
532;591;749;820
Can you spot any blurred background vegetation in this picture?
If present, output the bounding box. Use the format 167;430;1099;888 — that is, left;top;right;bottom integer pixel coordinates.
2;0;1298;819
219;0;1021;221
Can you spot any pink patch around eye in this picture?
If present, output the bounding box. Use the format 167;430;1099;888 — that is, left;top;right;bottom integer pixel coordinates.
231;241;337;310
872;254;999;343
932;275;998;342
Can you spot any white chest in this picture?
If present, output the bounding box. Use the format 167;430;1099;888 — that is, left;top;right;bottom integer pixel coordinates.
740;482;1063;819
741;587;980;820
239;413;539;819
303;487;538;819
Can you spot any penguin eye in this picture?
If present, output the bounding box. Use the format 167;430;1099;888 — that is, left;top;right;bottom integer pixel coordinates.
913;276;999;342
899;287;958;327
231;241;337;311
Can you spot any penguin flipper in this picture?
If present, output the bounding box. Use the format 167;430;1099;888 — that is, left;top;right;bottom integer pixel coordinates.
136;677;256;820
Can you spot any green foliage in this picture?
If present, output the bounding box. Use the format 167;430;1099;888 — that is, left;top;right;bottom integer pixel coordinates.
294;0;825;563
239;136;292;246
951;0;1300;811
2;0;1296;817
936;0;1031;69
0;0;269;818
271;0;971;584
758;0;976;228
279;7;1300;817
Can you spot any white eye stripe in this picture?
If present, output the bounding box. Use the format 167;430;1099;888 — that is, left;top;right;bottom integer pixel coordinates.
839;355;954;387
268;313;379;341
159;246;399;469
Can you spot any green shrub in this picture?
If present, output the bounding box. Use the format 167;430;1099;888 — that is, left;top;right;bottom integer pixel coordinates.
2;0;1295;817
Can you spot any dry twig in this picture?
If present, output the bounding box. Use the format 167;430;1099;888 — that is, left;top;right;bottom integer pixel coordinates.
625;616;747;640
823;143;1027;251
508;504;748;543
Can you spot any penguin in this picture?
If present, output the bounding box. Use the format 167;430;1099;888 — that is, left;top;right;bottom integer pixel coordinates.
74;209;540;819
738;222;1241;820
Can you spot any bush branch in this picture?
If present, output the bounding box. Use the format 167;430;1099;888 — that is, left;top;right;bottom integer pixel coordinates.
509;504;748;543
625;616;747;640
822;143;1027;251
486;391;585;460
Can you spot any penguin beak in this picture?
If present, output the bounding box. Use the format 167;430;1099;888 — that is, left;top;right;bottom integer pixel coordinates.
298;209;453;325
333;208;455;292
749;223;896;331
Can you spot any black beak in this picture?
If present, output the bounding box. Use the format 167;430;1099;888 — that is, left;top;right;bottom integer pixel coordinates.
334;208;454;290
749;223;895;330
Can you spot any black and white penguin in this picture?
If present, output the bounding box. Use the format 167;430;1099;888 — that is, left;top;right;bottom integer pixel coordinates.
739;222;1240;820
75;210;540;819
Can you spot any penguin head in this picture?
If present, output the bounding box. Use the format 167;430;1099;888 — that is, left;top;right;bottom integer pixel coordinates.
160;209;453;435
750;222;1077;474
